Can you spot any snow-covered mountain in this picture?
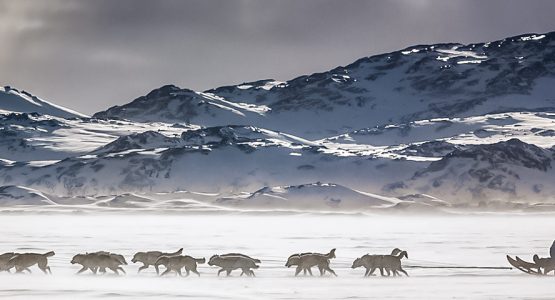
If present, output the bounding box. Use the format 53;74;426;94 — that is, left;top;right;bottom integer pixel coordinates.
2;31;555;211
0;86;87;119
96;32;555;138
0;122;418;196
94;85;269;126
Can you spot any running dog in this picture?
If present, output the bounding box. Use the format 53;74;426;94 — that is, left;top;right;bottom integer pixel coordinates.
208;254;260;277
132;248;183;274
71;253;126;275
155;255;205;277
6;251;55;274
286;249;337;276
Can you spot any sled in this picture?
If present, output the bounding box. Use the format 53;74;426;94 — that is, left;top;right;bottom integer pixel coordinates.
506;255;543;275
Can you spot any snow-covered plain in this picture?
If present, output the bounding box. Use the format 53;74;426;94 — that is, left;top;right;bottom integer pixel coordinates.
0;213;554;299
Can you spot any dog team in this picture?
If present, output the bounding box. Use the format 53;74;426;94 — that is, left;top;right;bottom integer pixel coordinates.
0;248;409;277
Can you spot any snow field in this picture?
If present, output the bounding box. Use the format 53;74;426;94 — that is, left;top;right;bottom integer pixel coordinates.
0;214;553;299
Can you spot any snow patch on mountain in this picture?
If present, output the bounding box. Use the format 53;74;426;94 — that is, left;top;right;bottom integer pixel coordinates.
0;86;87;118
216;182;399;211
0;185;56;206
92;131;183;155
95;193;155;208
0;112;191;161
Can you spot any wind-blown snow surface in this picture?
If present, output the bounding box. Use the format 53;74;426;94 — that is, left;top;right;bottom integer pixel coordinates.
0;214;554;299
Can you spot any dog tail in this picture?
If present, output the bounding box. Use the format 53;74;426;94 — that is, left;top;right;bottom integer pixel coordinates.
43;251;55;257
195;257;206;264
170;248;183;256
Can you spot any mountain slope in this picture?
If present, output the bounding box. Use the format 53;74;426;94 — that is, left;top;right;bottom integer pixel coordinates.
93;85;268;125
0;185;56;206
387;139;555;203
95;32;555;138
0;111;189;162
0;125;422;196
0;86;88;118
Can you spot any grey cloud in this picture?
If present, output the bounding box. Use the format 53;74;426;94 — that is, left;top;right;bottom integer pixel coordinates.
1;0;555;114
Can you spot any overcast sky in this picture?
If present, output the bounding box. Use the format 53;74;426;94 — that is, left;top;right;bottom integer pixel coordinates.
1;0;555;114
